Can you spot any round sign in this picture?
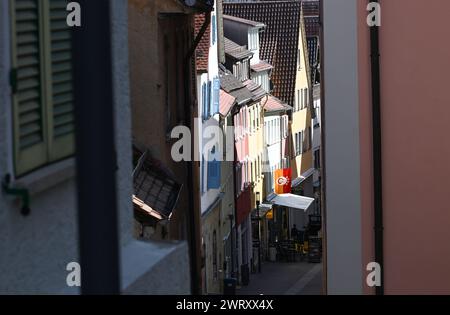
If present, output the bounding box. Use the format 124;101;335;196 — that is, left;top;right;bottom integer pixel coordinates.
277;176;288;186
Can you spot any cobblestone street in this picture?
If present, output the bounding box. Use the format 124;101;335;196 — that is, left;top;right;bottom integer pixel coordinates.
237;262;323;295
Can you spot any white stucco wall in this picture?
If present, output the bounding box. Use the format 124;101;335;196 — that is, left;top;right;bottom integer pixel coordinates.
198;2;222;215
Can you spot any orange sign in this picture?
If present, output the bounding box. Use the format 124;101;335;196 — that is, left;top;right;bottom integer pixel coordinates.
275;168;292;194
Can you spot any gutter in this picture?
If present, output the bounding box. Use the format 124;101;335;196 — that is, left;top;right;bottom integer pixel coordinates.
368;0;384;295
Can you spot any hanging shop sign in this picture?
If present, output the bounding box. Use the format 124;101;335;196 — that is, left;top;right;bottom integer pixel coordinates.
274;168;292;194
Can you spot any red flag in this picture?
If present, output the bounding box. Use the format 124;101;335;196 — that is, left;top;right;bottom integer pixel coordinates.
275;168;292;194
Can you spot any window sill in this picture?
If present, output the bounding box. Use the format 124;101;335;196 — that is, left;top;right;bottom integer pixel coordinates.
13;158;76;196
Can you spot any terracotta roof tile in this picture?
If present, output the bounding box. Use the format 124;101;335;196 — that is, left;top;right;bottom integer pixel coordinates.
251;60;273;72
243;79;266;101
264;95;292;112
224;37;253;60
219;90;236;116
194;14;211;72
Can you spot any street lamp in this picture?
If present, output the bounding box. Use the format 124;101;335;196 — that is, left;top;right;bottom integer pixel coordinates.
256;192;261;273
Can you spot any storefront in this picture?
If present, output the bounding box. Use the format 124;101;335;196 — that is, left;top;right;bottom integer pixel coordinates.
267;194;315;246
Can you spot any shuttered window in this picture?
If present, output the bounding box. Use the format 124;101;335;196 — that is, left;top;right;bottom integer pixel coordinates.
207;147;221;190
11;0;74;176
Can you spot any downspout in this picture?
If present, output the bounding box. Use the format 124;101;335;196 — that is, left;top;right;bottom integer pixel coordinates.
368;0;384;295
184;11;211;295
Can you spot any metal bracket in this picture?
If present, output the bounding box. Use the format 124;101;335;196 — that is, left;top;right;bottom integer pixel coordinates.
2;174;30;216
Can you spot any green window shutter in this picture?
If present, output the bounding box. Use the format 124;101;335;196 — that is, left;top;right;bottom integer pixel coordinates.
11;0;74;176
47;0;75;161
11;0;48;176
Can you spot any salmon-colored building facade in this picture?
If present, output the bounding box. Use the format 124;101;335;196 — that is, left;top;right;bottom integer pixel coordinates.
322;0;450;294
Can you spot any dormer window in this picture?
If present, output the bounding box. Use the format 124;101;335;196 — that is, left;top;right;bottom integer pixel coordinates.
248;28;259;51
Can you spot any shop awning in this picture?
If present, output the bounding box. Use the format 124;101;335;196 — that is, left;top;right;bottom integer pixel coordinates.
271;194;314;211
253;203;273;219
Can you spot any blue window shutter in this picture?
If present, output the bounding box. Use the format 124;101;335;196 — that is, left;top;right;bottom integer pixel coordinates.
207;159;221;190
213;78;220;115
207;80;212;118
207;147;221;190
212;15;217;44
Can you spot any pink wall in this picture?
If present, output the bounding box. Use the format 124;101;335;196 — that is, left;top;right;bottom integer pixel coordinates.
359;0;450;294
235;107;250;191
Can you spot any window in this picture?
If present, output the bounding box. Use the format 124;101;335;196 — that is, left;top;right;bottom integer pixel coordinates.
207;146;221;190
248;28;258;51
295;131;304;156
314;149;321;170
11;0;75;176
297;49;302;70
303;88;308;109
300;89;305;109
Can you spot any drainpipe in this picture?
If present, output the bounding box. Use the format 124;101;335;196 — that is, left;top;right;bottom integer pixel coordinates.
184;11;211;295
369;0;384;295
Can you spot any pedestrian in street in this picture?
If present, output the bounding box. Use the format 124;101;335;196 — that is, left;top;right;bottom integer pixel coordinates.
291;224;299;240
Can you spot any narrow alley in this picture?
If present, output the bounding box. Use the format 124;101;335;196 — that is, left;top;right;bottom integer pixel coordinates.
237;262;323;295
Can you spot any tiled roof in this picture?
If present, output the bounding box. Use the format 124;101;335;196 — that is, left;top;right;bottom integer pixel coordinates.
251;60;273;72
224;37;253;60
194;14;211;72
264;95;292;112
301;0;320;16
243;79;266;101
307;36;318;67
223;14;265;28
224;1;302;106
219;89;236;116
220;71;253;105
304;15;320;38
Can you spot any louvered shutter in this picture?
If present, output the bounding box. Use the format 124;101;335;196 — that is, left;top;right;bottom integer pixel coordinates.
207;148;221;190
11;0;47;175
46;0;75;161
212;77;220;115
11;0;74;176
